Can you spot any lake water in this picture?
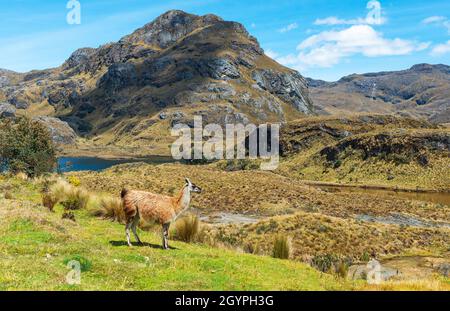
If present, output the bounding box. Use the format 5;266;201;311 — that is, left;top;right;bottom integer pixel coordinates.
57;156;176;172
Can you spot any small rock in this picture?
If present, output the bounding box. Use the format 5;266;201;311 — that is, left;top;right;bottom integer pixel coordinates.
0;103;16;118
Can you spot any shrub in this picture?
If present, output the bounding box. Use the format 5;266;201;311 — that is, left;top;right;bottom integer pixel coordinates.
98;196;125;223
243;242;261;254
67;176;81;187
42;192;58;211
0;117;56;177
48;179;73;202
60;188;90;210
172;215;200;243
272;235;291;259
4;191;13;200
311;254;351;277
311;254;338;273
62;211;76;222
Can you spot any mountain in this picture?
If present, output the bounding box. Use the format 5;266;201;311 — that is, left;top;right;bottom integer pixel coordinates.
308;64;450;124
0;10;314;149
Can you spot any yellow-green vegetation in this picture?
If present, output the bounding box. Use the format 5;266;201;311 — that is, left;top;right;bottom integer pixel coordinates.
203;212;449;261
70;162;449;225
278;115;450;191
0;176;351;290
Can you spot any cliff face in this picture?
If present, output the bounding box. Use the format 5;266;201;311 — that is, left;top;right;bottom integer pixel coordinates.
0;10;314;146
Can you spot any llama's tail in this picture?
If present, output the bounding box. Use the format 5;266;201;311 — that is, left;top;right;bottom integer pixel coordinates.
120;188;137;221
120;188;128;199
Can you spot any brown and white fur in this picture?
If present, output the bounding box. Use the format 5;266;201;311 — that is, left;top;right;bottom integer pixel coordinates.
121;178;202;249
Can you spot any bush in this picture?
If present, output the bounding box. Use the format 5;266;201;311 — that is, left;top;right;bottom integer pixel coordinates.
62;211;76;222
172;215;200;243
4;191;13;200
272;235;291;259
243;242;261;254
67;176;81;187
60;188;90;210
48;179;73;202
0;117;56;177
311;254;351;278
97;196;125;223
42;192;58;211
311;254;338;273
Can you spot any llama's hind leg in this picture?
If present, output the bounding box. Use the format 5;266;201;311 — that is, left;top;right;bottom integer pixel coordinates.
162;223;170;250
125;221;132;247
131;215;142;245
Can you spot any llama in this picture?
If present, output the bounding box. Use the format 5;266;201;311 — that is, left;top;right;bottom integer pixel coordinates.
120;178;202;249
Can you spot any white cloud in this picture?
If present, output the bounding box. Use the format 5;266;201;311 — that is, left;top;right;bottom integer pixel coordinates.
431;40;450;56
315;16;368;25
422;16;446;24
315;0;386;26
276;25;430;70
279;22;298;33
422;15;450;34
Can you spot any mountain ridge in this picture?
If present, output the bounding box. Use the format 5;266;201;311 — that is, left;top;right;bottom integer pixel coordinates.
307;63;450;123
0;10;314;149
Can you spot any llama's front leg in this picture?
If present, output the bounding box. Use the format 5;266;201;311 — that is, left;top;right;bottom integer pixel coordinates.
125;222;132;247
162;223;170;249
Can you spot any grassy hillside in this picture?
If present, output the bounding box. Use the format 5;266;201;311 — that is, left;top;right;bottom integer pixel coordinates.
0;177;350;291
278;115;450;191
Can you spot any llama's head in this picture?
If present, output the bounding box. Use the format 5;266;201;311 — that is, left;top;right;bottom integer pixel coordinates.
185;178;202;193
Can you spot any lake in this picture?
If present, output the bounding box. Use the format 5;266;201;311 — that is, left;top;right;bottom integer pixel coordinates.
57;156;176;172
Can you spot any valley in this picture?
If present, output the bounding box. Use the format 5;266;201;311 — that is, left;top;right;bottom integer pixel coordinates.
0;9;449;290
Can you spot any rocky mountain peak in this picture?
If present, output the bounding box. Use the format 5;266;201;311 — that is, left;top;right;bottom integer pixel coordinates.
0;10;315;147
121;10;223;48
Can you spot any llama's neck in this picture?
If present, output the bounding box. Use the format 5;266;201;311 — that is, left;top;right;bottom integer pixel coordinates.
174;185;191;214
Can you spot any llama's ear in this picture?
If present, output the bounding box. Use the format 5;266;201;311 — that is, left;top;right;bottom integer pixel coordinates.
185;178;190;185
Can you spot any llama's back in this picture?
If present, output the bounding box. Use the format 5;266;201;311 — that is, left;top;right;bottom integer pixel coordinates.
121;189;175;224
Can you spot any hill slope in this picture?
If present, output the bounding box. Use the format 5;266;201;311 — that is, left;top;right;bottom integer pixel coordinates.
308;64;450;123
0;177;347;290
278;115;450;190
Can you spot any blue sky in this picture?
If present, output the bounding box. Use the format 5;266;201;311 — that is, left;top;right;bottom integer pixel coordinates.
0;0;449;81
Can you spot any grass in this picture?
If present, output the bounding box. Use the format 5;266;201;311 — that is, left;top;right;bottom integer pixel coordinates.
272;235;291;259
172;215;200;243
0;177;351;291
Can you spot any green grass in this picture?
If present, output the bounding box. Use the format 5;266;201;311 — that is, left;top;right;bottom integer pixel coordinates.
0;179;351;291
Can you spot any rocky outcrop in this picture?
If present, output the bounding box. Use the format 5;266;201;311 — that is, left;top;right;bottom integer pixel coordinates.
252;69;313;114
33;116;77;145
98;63;138;92
0;103;16;118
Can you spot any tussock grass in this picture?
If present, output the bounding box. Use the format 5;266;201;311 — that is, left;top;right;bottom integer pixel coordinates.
4;192;13;200
60;188;90;210
172;215;200;243
272;235;291;259
42;192;58;211
95;195;125;223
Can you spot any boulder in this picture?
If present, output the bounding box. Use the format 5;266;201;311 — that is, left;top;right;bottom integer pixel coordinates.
33;116;78;145
0;103;16;118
